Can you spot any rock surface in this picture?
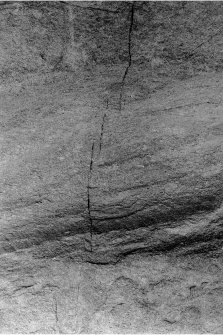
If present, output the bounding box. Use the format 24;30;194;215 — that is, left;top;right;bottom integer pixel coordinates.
1;68;223;332
1;70;223;261
1;250;223;333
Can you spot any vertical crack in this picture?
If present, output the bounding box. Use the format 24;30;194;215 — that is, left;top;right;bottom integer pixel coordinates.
53;295;62;334
119;1;135;110
85;100;108;253
99;99;109;155
86;141;95;252
99;113;106;154
99;97;110;154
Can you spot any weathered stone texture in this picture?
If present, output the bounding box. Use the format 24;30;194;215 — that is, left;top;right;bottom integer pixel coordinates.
1;70;223;332
1;72;223;263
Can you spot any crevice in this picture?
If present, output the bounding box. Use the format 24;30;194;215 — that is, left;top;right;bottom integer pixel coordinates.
99;113;107;154
99;97;109;154
85;98;108;251
12;284;35;295
163;319;177;324
184;25;223;60
119;2;135;110
86;141;95;252
85;258;120;265
147;100;219;115
53;295;62;334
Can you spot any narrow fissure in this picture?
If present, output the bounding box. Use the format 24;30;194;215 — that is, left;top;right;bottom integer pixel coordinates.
85;97;109;253
99;113;106;154
53;295;62;334
86;141;95;252
119;2;135;110
99;100;109;154
85;3;135;253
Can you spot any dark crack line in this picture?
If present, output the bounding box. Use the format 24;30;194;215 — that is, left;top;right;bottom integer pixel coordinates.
86;259;120;265
106;98;109;109
99;97;109;154
147;100;219;114
53;295;62;334
12;284;35;295
184;25;223;60
119;2;135;110
99;113;107;154
87;141;95;252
